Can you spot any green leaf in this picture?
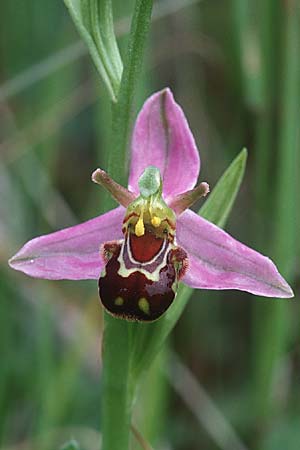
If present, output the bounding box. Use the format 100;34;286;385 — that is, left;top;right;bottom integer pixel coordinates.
63;0;122;101
130;148;248;379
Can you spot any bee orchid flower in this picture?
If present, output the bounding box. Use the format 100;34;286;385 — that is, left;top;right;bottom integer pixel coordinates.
9;89;293;321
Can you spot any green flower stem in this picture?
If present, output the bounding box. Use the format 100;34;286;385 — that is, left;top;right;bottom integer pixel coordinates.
100;319;134;450
108;0;154;185
100;2;153;450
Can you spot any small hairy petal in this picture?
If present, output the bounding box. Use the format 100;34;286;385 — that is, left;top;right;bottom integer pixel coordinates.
177;210;294;298
9;206;124;280
128;88;200;199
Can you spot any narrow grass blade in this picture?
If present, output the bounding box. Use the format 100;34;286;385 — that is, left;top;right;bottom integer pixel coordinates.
164;351;249;450
252;2;299;424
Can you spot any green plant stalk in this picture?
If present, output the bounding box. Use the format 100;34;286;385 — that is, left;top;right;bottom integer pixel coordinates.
101;319;134;450
136;347;169;446
252;2;299;425
108;0;153;183
100;2;153;450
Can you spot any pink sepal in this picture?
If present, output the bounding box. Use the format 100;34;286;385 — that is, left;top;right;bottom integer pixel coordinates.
9;206;125;280
177;210;293;298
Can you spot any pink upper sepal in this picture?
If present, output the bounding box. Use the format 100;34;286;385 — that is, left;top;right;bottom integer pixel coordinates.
177;209;294;298
128;88;200;200
9;206;124;280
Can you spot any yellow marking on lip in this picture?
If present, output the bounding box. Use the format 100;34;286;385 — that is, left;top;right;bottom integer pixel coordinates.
151;216;161;227
135;217;145;236
115;296;124;306
138;297;150;315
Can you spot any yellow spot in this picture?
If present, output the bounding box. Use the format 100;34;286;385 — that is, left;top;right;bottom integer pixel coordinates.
138;297;150;315
135;217;145;236
151;216;161;227
115;296;124;306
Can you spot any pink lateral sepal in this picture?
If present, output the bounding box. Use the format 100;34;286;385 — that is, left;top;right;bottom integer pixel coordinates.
9;206;125;280
177;209;294;298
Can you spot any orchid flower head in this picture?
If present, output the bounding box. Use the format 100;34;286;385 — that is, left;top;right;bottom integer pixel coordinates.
9;88;293;321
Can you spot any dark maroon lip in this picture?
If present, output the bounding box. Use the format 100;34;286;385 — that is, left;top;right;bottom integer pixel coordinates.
98;228;188;322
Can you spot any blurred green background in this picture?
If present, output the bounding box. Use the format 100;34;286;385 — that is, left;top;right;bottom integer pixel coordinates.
0;1;299;449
